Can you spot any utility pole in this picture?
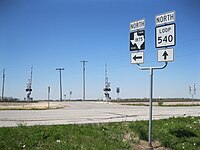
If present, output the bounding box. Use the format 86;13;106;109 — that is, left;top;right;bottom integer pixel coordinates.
56;68;64;101
48;86;50;101
47;86;50;109
80;60;88;101
1;69;5;101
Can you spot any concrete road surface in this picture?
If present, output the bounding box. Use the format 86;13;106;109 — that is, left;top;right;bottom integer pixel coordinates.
0;102;200;127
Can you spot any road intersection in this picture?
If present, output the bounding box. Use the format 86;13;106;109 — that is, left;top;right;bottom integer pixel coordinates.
0;102;200;127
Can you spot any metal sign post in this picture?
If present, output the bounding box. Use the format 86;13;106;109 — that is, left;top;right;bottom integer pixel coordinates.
137;62;167;148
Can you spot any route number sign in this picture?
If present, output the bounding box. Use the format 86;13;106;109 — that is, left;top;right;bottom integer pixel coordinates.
130;30;145;51
155;23;175;48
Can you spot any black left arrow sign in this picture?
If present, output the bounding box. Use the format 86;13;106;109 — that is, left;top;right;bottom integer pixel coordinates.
133;55;142;61
162;51;168;60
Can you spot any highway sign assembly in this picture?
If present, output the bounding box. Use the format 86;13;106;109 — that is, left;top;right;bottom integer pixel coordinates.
156;23;176;48
130;19;145;31
130;30;145;51
130;51;144;64
158;48;174;62
129;10;176;148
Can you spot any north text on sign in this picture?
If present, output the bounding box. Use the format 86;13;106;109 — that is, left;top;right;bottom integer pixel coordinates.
156;11;175;26
130;19;145;31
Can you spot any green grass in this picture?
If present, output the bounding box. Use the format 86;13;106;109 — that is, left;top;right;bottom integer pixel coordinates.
156;117;200;150
0;117;200;150
0;122;137;150
131;116;200;150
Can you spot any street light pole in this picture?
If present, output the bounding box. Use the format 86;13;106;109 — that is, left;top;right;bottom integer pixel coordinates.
80;60;88;101
56;68;64;101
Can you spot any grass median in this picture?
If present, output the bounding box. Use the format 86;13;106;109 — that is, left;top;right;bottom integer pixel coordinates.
0;116;200;150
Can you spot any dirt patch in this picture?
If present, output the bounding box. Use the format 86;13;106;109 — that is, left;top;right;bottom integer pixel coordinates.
133;140;171;150
0;101;67;110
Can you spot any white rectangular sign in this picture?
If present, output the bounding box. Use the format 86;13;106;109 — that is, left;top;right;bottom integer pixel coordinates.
158;48;174;62
156;23;176;48
130;19;145;31
156;11;175;26
130;51;144;64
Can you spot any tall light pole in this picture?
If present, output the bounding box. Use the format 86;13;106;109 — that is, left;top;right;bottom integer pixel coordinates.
1;69;5;101
56;68;64;101
80;60;88;101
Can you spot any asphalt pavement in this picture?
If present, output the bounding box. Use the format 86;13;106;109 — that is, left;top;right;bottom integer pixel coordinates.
0;101;200;127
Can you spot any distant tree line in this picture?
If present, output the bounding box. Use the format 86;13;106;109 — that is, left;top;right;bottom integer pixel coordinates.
110;98;200;102
0;97;20;102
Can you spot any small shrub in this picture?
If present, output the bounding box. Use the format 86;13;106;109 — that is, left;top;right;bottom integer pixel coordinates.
158;100;163;106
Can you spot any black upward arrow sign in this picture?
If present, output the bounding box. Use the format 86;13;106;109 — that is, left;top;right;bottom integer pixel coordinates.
133;55;142;61
162;51;168;60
